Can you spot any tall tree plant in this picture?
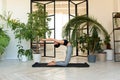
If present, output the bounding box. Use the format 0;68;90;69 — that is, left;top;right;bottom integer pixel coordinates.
4;3;51;61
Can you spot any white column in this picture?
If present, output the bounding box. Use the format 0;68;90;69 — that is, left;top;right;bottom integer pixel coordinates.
114;0;120;12
118;0;120;11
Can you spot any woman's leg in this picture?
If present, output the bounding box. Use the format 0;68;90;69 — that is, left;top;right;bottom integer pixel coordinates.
47;61;56;65
56;45;73;66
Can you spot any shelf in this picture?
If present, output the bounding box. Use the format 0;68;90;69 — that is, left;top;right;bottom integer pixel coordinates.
115;53;120;54
114;27;120;30
113;13;120;18
114;40;120;42
113;12;120;62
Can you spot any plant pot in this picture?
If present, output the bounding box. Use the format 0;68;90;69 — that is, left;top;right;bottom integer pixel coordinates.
97;52;106;62
104;49;113;61
88;55;96;63
33;53;41;63
21;55;28;62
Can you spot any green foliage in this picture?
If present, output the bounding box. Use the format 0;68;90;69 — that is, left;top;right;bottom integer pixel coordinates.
78;27;103;54
8;3;51;41
17;40;33;60
0;3;51;59
0;28;10;56
104;35;111;49
62;15;109;54
62;15;109;47
17;48;33;60
26;3;51;41
7;3;51;55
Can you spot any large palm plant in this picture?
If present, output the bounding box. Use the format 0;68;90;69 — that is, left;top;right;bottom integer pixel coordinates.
62;15;109;47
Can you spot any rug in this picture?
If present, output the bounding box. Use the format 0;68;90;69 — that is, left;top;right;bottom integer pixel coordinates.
32;62;89;67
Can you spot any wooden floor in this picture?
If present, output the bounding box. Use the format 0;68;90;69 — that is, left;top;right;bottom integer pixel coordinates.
0;57;120;80
0;46;120;80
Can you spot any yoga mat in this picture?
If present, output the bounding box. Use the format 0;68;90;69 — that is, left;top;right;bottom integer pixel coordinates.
32;62;89;67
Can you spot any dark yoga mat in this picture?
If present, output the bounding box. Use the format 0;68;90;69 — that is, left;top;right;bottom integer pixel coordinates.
32;62;89;67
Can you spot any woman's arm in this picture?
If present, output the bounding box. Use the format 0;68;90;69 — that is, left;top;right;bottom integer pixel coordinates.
42;38;64;44
42;38;55;41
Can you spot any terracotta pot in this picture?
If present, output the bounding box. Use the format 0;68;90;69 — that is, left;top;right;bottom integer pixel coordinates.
97;52;106;62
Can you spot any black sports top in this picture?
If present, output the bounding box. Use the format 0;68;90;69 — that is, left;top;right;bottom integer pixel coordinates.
63;40;68;46
54;39;69;48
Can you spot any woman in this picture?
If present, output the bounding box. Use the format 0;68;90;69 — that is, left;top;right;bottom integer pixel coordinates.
42;38;73;66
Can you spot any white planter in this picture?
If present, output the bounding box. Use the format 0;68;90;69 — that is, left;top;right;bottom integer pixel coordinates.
33;54;41;63
104;49;114;61
21;55;28;62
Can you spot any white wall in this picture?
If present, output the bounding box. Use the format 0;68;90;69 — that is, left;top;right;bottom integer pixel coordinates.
89;0;114;33
88;0;116;49
0;0;2;13
114;0;120;11
0;0;6;13
6;0;30;23
117;0;120;11
1;0;30;59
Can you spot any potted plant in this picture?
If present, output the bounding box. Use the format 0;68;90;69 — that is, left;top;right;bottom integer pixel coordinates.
7;3;51;62
103;35;113;61
97;40;106;62
62;15;109;62
26;3;51;62
17;40;33;62
78;26;104;62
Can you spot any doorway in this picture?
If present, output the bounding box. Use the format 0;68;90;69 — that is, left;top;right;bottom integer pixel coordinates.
31;0;88;58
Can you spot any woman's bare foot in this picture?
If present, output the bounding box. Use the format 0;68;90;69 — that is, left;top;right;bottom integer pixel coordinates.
47;61;56;66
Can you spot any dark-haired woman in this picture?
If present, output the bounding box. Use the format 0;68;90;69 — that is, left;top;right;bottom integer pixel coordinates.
42;38;72;66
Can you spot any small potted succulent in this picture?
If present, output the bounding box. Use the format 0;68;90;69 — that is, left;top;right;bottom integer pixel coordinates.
104;35;113;61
